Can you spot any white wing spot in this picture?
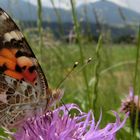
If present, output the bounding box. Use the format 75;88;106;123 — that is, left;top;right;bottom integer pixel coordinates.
0;12;9;21
0;92;8;103
3;12;9;19
4;30;23;42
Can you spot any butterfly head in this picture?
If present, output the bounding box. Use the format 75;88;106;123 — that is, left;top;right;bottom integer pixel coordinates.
47;89;64;107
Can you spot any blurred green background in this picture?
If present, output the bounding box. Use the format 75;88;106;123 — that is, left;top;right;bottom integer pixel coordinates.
1;0;140;139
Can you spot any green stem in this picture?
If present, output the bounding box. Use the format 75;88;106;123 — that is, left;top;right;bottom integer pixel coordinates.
37;0;43;64
70;0;91;110
133;27;140;140
92;35;102;111
133;28;140;94
89;60;139;86
50;0;64;37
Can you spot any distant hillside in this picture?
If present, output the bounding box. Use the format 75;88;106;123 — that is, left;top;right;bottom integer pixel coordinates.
0;0;139;41
77;1;140;26
0;0;37;20
0;0;71;22
0;0;140;25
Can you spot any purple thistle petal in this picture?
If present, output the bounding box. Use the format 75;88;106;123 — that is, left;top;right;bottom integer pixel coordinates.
13;104;128;140
120;88;140;132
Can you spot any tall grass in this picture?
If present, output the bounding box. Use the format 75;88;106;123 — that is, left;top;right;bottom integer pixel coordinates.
70;0;91;110
92;35;102;111
35;1;140;139
50;0;64;37
133;28;140;94
132;28;140;139
2;0;140;139
37;0;44;64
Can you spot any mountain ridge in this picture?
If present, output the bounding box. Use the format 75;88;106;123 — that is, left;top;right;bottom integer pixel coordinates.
0;0;140;26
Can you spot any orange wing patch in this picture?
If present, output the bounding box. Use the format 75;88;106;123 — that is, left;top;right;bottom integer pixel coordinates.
0;48;16;62
0;55;16;70
4;69;23;80
0;48;37;84
17;56;37;83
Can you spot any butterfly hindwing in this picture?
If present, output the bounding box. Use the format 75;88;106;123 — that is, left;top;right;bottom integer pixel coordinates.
0;74;43;128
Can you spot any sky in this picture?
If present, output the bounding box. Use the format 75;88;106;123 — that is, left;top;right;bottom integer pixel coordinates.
25;0;140;13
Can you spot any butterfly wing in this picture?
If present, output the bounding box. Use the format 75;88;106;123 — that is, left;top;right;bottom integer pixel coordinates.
0;8;53;128
0;8;48;95
0;73;48;128
0;8;63;128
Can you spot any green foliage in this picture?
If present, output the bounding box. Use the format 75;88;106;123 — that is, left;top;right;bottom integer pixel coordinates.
3;1;140;139
30;39;139;139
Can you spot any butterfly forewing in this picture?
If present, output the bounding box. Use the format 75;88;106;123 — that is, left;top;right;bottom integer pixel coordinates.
0;8;48;94
0;8;53;128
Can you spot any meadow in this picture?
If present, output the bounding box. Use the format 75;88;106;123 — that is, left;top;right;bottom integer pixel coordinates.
0;0;140;139
29;37;139;139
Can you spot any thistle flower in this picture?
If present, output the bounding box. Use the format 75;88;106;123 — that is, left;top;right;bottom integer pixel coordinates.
120;88;140;131
13;104;128;140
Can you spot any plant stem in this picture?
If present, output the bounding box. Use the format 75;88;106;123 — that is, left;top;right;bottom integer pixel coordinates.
133;27;140;140
37;0;43;64
133;28;140;94
50;0;64;37
92;35;102;111
70;0;91;110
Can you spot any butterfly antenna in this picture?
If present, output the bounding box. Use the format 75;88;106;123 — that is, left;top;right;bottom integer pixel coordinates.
56;61;79;89
56;61;78;114
60;99;70;113
76;57;93;73
57;58;92;113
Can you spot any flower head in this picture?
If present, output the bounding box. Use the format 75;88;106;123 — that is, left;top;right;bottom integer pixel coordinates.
13;104;128;140
120;88;140;131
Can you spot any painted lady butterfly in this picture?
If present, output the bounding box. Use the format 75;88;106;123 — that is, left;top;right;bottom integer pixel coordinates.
0;8;63;128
